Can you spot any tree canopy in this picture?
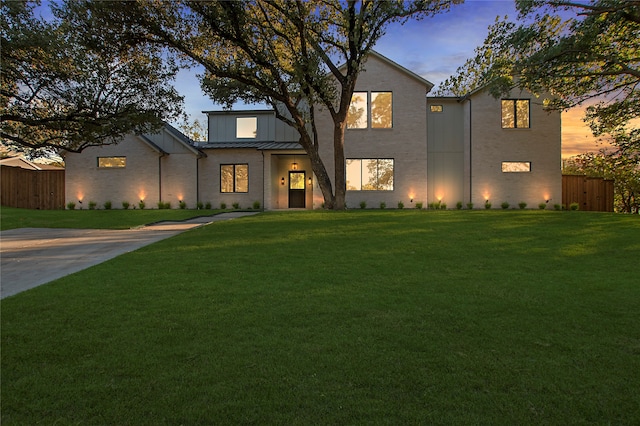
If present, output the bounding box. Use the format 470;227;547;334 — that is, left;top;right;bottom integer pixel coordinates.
437;0;640;157
0;0;183;155
67;0;455;209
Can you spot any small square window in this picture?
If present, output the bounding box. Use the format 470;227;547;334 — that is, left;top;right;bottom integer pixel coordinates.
430;105;443;113
236;117;257;138
501;100;530;128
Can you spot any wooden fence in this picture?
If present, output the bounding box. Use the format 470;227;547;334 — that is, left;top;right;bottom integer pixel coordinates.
1;165;65;210
562;174;614;212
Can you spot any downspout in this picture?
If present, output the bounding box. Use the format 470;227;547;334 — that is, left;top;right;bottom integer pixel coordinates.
159;154;162;204
261;151;266;211
469;98;473;205
196;155;200;206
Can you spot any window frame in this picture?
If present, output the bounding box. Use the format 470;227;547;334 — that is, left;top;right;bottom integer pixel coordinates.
346;158;394;191
430;105;443;113
501;99;530;129
97;156;126;168
371;91;393;129
220;163;249;193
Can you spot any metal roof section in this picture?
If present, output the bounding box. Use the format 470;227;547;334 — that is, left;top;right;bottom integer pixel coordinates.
137;135;169;155
202;109;275;115
197;141;303;150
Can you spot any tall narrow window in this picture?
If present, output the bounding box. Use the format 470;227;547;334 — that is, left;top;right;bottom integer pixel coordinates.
221;164;249;192
346;159;394;191
236;117;257;138
97;157;126;168
347;92;368;129
501;99;530;128
371;92;392;128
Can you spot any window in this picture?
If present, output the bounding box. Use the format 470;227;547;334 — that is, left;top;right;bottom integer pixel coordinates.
346;159;394;190
347;91;393;129
221;164;248;192
97;157;126;168
430;105;443;113
502;161;531;172
236;117;257;138
501;100;530;128
347;92;368;129
371;92;392;128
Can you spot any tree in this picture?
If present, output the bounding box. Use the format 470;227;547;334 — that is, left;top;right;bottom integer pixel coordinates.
0;1;183;155
563;150;640;213
67;0;454;209
437;0;640;157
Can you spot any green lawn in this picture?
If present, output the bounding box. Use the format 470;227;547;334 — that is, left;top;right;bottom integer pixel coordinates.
2;210;639;424
0;206;222;230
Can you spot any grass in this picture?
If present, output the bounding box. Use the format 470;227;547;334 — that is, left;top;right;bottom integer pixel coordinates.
2;210;639;424
0;206;222;230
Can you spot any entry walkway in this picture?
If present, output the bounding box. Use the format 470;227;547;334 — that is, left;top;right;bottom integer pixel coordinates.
0;211;259;299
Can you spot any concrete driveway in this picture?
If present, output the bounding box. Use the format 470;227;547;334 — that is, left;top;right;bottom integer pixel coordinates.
0;211;258;299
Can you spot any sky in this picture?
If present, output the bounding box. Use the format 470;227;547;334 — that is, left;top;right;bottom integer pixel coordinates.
173;0;602;158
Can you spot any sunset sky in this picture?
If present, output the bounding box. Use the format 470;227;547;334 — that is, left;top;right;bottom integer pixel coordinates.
168;0;602;158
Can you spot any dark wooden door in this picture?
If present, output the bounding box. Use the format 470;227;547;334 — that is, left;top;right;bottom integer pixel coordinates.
288;171;306;208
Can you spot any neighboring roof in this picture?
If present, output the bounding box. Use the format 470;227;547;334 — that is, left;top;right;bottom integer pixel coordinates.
0;156;63;170
197;141;303;150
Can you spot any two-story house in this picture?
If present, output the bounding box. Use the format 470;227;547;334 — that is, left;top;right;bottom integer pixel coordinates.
64;51;561;210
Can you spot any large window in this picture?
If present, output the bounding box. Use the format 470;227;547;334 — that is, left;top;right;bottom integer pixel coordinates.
221;164;248;192
502;161;531;172
236;117;257;138
347;91;393;129
346;159;394;191
501;99;530;128
97;157;126;168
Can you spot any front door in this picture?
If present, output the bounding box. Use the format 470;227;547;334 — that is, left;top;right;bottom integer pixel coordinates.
288;171;306;208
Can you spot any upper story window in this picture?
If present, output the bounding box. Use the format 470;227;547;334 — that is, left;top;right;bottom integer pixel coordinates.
501;99;530;128
430;105;443;113
502;161;531;172
347;91;393;129
371;92;392;128
346;158;394;191
347;92;368;129
97;156;126;168
236;117;257;138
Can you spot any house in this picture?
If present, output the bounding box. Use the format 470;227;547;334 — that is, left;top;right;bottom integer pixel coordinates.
64;51;561;210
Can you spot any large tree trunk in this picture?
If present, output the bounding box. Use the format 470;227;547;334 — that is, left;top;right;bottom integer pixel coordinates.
333;122;347;210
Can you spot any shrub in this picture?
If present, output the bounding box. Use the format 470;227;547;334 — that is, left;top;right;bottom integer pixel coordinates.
197;201;204;210
456;201;463;210
157;201;171;209
397;201;404;209
379;202;386;209
253;201;261;210
440;203;447;210
429;201;441;210
179;200;187;209
88;201;97;210
415;202;423;210
232;202;240;209
467;202;474;210
66;201;76;210
104;201;112;210
518;202;527;210
554;204;562;211
485;201;492;209
360;201;367;209
138;200;146;210
122;201;130;210
539;202;547;210
501;202;510;210
220;202;227;210
205;202;212;209
570;202;580;211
